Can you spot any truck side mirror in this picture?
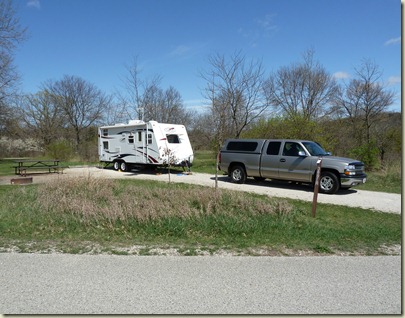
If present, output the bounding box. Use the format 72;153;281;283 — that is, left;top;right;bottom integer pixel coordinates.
298;151;307;157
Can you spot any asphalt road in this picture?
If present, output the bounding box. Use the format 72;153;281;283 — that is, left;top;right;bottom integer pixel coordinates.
0;253;401;314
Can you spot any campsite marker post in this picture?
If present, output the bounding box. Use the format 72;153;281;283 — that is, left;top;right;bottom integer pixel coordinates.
312;158;322;218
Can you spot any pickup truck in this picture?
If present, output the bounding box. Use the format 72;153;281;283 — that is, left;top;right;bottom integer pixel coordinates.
218;139;367;194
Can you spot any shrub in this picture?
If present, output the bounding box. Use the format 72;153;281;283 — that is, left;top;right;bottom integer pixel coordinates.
45;140;75;161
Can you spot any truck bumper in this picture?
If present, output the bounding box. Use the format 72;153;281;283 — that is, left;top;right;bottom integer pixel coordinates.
340;175;367;188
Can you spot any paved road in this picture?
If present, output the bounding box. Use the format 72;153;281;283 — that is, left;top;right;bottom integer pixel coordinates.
0;253;401;314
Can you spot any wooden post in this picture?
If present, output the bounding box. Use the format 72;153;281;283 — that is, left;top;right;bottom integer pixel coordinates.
312;158;322;218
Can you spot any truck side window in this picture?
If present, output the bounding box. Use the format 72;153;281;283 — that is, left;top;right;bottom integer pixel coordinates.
266;142;281;155
227;141;258;151
283;142;303;156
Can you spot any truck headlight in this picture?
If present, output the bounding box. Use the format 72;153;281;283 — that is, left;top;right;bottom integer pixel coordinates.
344;165;356;175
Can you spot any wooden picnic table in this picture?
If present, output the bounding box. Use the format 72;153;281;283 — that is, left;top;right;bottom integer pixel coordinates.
13;159;63;176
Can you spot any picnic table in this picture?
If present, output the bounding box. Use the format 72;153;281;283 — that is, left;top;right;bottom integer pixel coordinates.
13;159;63;176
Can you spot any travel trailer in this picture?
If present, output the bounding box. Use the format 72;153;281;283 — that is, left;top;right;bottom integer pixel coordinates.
98;120;194;171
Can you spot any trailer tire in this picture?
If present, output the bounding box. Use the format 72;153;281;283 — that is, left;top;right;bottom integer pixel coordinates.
113;161;120;171
120;161;128;172
230;165;247;184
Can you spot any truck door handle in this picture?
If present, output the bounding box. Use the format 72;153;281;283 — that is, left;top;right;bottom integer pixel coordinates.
280;158;286;162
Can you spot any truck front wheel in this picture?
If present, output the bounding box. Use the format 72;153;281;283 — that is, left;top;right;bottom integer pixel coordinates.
319;171;339;194
230;165;247;184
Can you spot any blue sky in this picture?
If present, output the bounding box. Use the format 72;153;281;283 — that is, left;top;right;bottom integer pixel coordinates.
15;0;401;113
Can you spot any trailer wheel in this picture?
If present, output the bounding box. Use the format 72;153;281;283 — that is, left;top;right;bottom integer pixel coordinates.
120;161;128;172
113;161;120;171
230;165;247;184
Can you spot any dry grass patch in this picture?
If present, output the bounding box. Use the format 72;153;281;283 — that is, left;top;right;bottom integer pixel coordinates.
37;176;294;225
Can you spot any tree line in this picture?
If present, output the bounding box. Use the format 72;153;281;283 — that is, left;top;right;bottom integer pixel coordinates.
0;0;400;170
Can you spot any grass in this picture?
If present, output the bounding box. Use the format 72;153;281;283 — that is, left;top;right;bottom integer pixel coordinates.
192;150;219;174
0;177;400;255
361;163;402;194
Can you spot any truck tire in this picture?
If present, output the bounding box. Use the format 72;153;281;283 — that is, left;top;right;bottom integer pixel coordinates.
113;161;120;171
319;171;339;194
230;165;247;184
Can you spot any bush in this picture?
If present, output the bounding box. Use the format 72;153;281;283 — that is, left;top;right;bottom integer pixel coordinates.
45;140;75;161
349;142;380;171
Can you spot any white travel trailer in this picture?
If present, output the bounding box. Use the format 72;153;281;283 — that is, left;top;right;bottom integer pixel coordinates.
98;120;194;171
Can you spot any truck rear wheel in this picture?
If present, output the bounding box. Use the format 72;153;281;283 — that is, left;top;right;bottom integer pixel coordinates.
230;165;247;184
319;171;339;194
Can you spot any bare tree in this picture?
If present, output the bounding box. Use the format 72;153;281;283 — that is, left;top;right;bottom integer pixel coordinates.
0;0;27;131
20;90;65;147
332;60;395;144
116;56;161;122
264;49;338;120
201;51;269;139
46;75;111;148
117;57;191;125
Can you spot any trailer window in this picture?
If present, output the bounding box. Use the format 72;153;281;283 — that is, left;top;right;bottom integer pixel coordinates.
102;129;108;136
137;132;142;142
103;141;108;150
148;133;152;144
167;134;180;144
128;135;134;144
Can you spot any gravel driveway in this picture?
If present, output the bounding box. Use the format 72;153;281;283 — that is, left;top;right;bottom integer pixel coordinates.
2;166;399;214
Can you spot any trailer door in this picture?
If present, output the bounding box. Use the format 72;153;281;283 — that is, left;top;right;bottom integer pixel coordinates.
134;129;147;163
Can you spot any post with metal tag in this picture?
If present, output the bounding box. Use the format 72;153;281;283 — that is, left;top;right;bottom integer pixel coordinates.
312;158;323;218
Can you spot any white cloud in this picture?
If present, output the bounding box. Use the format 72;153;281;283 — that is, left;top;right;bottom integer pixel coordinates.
27;0;41;9
169;45;192;57
387;76;401;86
333;71;350;79
384;37;401;46
239;13;278;47
256;14;278;33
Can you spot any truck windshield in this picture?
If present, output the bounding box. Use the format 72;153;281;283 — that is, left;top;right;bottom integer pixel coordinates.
302;142;330;156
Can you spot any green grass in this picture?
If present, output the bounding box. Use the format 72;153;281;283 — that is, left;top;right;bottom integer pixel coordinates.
360;169;402;194
192;150;218;174
0;178;400;255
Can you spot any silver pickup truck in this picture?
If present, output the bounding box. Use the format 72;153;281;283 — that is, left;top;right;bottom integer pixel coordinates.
218;139;367;194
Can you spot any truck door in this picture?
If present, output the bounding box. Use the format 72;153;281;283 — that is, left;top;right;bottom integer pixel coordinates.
278;141;313;182
260;141;282;179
